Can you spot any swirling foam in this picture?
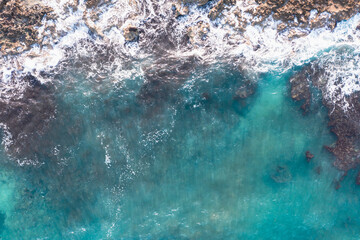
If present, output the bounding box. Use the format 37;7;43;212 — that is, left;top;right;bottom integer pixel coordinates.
0;0;360;108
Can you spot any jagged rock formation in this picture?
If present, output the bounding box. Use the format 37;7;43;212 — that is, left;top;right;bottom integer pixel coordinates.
1;0;360;56
123;25;139;42
85;0;101;9
290;63;360;181
208;0;236;20
290;65;324;113
187;21;210;44
253;0;360;29
0;0;54;55
176;0;360;42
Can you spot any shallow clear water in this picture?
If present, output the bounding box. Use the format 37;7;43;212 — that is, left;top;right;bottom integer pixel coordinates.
1;64;360;239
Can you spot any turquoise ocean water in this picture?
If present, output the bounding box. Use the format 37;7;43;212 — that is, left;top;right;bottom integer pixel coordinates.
0;63;360;239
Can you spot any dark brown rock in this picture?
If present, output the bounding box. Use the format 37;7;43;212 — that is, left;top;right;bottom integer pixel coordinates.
234;84;255;99
0;0;54;55
356;171;360;185
252;0;360;32
123;25;139;42
306;151;314;162
85;0;101;8
323;93;360;171
289;65;312;113
0;74;56;156
290;62;360;183
208;0;236;20
187;21;210;44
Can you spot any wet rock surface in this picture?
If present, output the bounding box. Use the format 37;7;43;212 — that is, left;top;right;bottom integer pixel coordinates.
187;21;210;44
180;0;360;33
208;0;236;20
324;92;360;172
0;0;54;55
0;75;55;157
253;0;360;30
290;62;360;182
289;65;312;113
173;2;189;17
123;25;139;42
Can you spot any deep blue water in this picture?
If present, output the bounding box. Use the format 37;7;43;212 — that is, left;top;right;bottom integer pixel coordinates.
0;64;360;239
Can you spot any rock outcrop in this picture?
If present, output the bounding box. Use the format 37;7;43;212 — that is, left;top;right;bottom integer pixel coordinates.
208;0;236;20
123;25;139;42
0;0;54;55
252;0;360;30
290;63;360;183
0;75;55;156
85;0;101;9
306;151;314;162
289;64;324;113
187;21;210;44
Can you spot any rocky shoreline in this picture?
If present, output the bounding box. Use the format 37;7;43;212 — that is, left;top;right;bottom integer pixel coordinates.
1;0;360;55
1;0;360;181
0;0;54;55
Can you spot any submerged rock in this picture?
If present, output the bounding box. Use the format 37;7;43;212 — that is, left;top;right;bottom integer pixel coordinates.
324;93;360;172
271;165;292;183
137;56;199;107
290;63;325;113
234;84;255;99
356;172;360;185
289;65;312;113
315;166;321;174
290;62;360;183
0;74;55;157
306;151;314;162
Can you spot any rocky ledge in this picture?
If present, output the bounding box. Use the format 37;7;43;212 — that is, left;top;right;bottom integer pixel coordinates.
0;0;54;55
253;0;360;30
290;63;360;184
177;0;360;41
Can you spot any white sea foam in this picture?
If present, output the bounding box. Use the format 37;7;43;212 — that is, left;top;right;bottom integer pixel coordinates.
1;0;360;108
